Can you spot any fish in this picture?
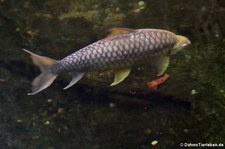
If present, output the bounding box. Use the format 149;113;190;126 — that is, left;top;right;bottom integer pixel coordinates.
147;74;170;90
23;28;191;95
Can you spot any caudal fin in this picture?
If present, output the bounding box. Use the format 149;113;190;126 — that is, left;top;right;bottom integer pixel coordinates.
23;49;58;95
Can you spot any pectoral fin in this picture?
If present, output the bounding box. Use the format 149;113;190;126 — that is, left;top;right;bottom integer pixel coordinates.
154;56;170;76
110;68;131;86
63;72;85;90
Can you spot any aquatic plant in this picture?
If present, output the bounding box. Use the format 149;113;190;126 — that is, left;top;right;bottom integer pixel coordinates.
171;37;225;142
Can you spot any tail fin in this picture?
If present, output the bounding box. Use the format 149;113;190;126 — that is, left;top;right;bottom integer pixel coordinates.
23;49;58;95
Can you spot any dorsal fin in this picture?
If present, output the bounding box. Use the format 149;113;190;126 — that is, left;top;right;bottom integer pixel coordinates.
105;28;134;39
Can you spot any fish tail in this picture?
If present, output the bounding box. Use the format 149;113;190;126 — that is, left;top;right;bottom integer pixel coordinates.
23;49;58;95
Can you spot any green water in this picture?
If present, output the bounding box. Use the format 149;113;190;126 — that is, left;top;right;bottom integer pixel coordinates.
0;0;225;149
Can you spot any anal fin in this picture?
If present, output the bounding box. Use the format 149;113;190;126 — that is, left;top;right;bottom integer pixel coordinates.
110;68;131;86
63;72;85;90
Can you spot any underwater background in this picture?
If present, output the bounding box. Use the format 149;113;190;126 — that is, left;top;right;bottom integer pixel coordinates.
0;0;225;148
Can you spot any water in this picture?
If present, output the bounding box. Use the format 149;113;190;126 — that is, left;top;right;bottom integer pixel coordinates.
0;0;225;148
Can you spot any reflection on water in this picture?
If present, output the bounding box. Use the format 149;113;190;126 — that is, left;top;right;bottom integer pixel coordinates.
0;0;225;148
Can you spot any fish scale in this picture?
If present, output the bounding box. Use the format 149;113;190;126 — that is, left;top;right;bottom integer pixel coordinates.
52;29;176;73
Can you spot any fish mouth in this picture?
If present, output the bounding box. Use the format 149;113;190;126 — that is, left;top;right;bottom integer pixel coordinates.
187;39;191;45
182;43;189;47
181;38;191;47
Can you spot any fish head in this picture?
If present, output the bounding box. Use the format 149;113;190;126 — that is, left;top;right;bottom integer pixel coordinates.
170;35;191;55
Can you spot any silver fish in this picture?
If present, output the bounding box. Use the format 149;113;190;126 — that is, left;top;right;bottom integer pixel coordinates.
23;28;191;95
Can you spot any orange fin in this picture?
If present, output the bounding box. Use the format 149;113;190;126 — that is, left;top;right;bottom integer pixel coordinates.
105;28;134;39
23;49;58;95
